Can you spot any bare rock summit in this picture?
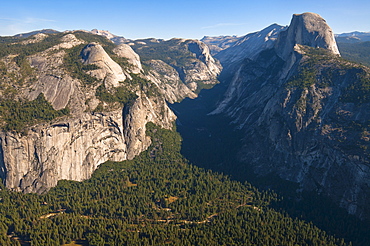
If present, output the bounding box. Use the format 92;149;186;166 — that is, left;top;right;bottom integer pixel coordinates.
275;12;340;61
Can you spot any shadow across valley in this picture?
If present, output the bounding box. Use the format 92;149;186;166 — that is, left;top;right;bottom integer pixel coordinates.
170;83;370;246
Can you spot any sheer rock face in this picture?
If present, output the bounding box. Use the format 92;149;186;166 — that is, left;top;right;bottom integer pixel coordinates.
186;40;221;79
25;34;84;111
0;95;176;193
213;13;370;219
123;94;176;160
0;32;196;193
173;40;222;92
126;38;222;94
145;60;197;103
275;12;340;61
27;55;77;111
0;111;126;193
215;12;341;115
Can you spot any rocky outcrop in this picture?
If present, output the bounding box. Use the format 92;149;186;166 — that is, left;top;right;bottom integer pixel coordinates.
53;33;85;50
145;59;197;103
123;93;176;160
90;29;117;40
0;94;176;193
213;13;370;219
186;40;221;78
27;50;79;111
81;43;127;88
214;13;340;115
113;44;142;74
20;33;48;45
127;38;222;95
25;33;86;111
0;31;203;193
275;12;340;61
0;111;126;193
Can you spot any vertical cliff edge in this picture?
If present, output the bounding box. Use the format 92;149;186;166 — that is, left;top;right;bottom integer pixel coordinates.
0;31;220;193
212;13;370;220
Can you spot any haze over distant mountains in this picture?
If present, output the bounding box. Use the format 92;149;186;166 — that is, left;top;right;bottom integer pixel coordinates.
10;27;370;70
335;31;370;43
9;27;370;45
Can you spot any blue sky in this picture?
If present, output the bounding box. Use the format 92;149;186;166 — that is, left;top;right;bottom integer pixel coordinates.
1;0;369;39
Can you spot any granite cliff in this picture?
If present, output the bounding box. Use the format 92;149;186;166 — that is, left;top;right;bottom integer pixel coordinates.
0;31;220;193
212;13;370;219
126;38;222;95
2;13;369;223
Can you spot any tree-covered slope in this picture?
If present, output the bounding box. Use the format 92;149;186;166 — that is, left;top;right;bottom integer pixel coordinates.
0;123;348;245
0;29;220;193
337;41;370;67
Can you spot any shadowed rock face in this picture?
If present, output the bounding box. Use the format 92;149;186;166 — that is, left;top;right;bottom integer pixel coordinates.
213;13;370;219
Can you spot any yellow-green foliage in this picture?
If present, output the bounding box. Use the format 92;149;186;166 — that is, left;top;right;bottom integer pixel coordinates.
287;67;317;89
0;93;69;133
287;47;337;89
95;83;137;106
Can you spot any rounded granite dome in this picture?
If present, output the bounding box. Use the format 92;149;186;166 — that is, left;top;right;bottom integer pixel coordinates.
275;12;340;60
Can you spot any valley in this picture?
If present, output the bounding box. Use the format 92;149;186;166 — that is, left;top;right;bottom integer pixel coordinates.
0;11;370;245
0;122;350;245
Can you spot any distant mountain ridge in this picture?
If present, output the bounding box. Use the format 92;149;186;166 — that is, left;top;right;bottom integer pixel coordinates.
10;28;370;46
200;35;241;55
201;24;287;79
335;31;370;43
334;32;370;67
13;29;60;38
90;29;117;39
201;29;370;53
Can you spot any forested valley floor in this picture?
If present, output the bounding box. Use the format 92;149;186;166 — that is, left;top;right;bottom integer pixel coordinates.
171;84;370;246
0;121;349;245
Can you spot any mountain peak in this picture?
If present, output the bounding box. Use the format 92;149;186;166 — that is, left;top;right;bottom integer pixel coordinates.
90;29;117;39
14;29;60;38
275;12;340;60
